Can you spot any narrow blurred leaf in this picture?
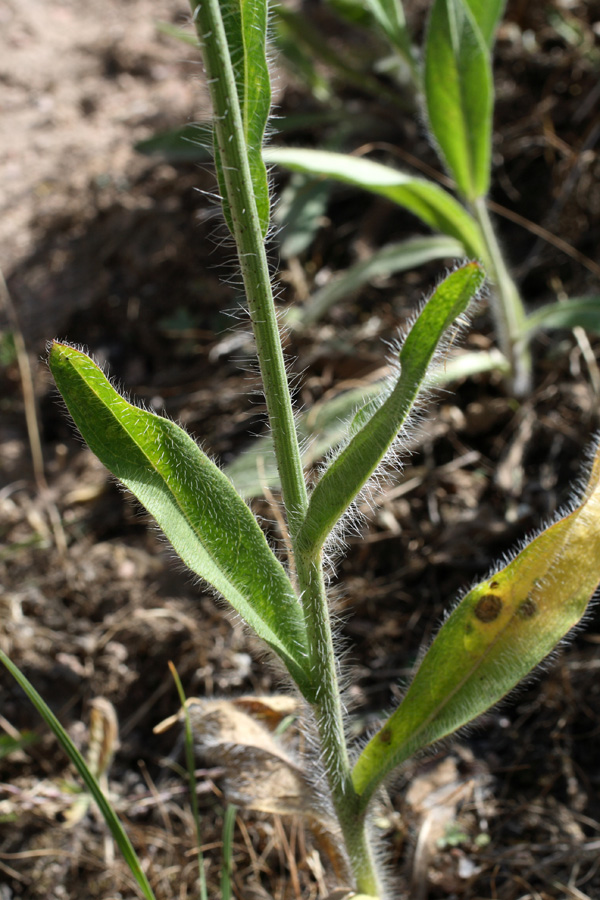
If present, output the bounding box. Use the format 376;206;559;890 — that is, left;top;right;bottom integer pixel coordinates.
525;297;600;336
135;124;212;162
353;440;600;803
156;19;199;47
462;0;506;47
135;112;355;163
425;0;493;201
0;650;157;900
226;382;384;499
429;347;510;383
289;235;464;329
274;5;403;108
48;343;312;698
221;804;238;900
168;664;208;900
296;263;485;556
327;0;372;26
362;0;416;71
227;346;508;501
0;730;38;759
275;173;334;259
264;147;484;257
272;11;333;101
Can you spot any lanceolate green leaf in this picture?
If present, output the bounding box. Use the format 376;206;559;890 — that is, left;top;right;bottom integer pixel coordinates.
264;147;485;258
462;0;506;48
296;263;485;557
352;441;600;805
191;0;271;236
425;0;493;201
49;343;313;699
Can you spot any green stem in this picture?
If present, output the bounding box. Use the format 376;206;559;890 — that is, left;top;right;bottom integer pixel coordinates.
190;0;308;536
296;553;382;897
190;2;382;894
472;196;531;396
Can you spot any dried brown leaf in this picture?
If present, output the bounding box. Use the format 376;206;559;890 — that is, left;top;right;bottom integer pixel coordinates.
157;696;332;826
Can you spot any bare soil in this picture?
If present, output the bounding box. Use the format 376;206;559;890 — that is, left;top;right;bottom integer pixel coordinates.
1;1;600;898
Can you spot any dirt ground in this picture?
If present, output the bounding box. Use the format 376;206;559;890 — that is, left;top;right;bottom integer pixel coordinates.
2;0;600;898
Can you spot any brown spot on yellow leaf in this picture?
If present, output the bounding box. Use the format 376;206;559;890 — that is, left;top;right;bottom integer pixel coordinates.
379;728;393;744
474;593;503;623
518;597;537;619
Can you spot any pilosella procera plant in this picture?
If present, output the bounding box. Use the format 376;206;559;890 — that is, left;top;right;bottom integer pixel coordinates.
2;2;600;898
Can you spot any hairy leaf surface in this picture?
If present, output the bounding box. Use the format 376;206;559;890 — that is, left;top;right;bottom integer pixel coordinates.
49;342;312;697
296;263;485;556
353;441;600;802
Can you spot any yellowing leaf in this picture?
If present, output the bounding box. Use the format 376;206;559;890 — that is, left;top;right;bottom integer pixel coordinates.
353;440;600;803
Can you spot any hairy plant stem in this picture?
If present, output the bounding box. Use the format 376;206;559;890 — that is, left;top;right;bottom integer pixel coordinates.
296;552;383;896
190;1;382;894
472;196;531;396
190;0;308;537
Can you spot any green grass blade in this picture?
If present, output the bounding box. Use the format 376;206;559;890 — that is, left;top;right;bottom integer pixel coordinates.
296;263;485;557
264;147;484;258
352;440;600;806
0;650;157;900
169;663;208;900
525;296;600;336
462;0;506;48
220;805;238;900
425;0;493;201
288;235;465;329
48;342;313;699
204;0;271;236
